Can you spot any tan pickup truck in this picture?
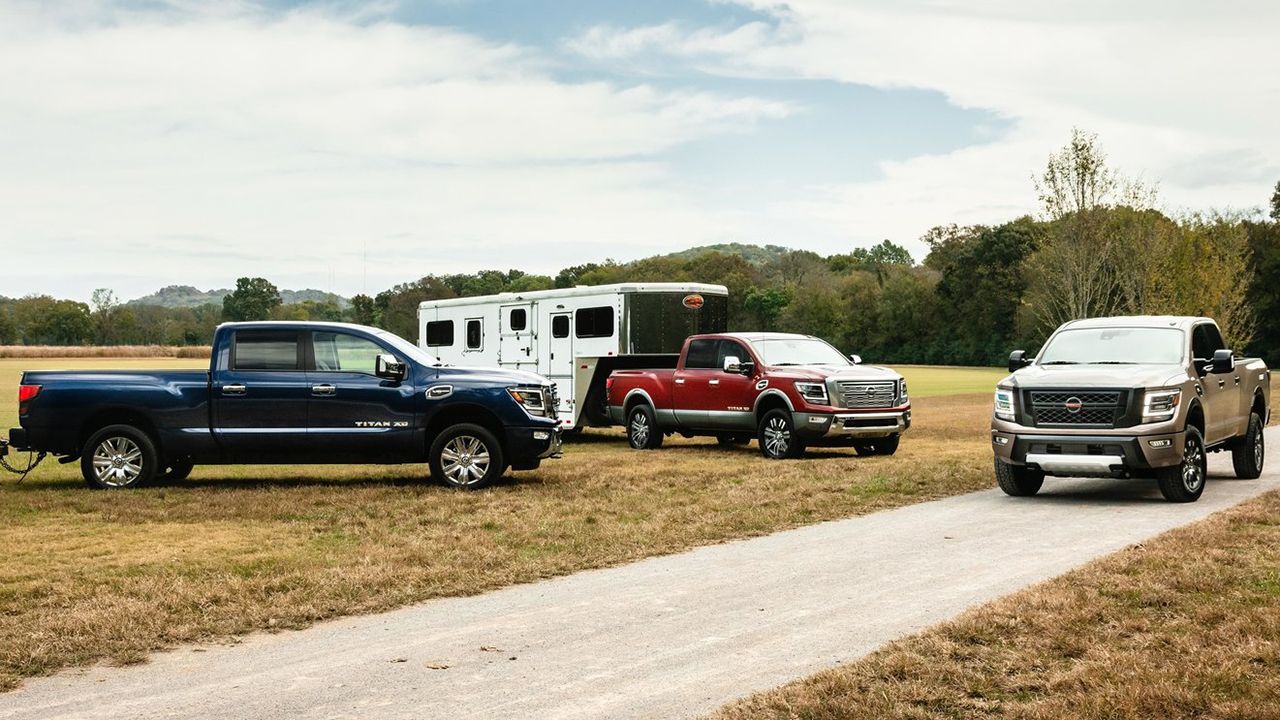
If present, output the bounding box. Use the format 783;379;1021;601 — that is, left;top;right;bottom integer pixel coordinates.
991;316;1270;502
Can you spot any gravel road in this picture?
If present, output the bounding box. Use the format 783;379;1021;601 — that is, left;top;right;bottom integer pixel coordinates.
4;428;1276;720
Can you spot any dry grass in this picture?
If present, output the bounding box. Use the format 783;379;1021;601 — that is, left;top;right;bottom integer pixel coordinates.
0;345;211;358
0;358;995;691
713;490;1280;720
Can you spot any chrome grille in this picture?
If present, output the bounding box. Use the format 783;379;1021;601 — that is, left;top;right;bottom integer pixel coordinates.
836;380;898;409
1028;389;1124;428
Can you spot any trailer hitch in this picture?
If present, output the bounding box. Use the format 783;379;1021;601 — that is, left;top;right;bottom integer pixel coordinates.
0;439;45;481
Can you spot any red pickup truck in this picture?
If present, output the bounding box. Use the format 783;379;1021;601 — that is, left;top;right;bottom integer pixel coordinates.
606;332;910;459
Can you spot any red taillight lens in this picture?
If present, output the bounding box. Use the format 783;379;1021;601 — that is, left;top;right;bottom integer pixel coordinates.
18;384;41;403
605;377;614;391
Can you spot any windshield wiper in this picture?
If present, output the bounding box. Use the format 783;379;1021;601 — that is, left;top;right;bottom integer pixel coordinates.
1092;361;1137;365
773;362;802;366
1041;361;1079;365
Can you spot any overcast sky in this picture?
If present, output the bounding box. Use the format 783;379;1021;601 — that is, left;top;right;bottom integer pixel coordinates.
2;0;1277;302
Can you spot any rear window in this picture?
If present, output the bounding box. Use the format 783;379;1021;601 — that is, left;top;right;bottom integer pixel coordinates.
233;331;300;371
425;320;454;347
684;339;718;369
552;315;570;338
575;306;614;339
510;308;527;332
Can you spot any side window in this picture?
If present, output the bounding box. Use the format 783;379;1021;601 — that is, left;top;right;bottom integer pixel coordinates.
717;340;750;368
1204;324;1227;353
1191;325;1219;359
552;315;570;338
425;320;454;348
684;339;718;369
233;331;300;371
510;308;527;332
466;319;483;350
313;332;385;373
575;306;615;339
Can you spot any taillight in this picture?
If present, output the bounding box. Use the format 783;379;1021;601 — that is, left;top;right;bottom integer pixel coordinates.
18;385;41;403
605;377;614;391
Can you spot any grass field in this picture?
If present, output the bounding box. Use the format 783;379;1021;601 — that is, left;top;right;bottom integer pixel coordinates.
0;357;1000;691
714;488;1280;720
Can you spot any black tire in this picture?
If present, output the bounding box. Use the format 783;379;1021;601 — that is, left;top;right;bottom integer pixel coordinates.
1156;426;1206;503
871;435;900;456
853;443;877;457
81;424;159;490
758;409;805;459
995;458;1044;497
716;434;751;447
1231;412;1265;480
429;424;505;490
160;458;195;482
626;404;664;450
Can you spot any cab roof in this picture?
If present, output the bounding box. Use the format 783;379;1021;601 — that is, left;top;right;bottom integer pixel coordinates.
1061;316;1213;331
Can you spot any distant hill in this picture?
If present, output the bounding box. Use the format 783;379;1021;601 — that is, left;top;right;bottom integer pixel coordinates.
658;243;793;266
128;285;350;309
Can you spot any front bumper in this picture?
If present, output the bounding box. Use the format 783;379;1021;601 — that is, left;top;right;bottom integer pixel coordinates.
505;425;563;470
991;425;1184;477
794;409;911;442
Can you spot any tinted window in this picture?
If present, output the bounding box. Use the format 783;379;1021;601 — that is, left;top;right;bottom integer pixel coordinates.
510;308;527;332
234;331;299;370
466;319;482;350
552;315;570;338
685;339;718;369
313;332;384;373
717;340;751;368
425;320;454;347
1192;324;1224;359
575;306;614;339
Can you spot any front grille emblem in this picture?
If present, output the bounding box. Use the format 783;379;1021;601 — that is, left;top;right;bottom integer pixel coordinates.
1064;397;1083;413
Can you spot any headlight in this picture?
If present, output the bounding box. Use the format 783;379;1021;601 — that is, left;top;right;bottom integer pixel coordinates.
900;379;909;403
794;381;829;405
508;386;550;417
994;386;1016;421
1143;388;1181;422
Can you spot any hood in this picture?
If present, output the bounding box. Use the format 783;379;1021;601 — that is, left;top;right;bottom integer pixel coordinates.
1001;363;1187;389
433;365;551;386
767;363;902;382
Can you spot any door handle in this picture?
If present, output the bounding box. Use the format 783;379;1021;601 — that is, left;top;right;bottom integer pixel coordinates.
1234;375;1241;385
222;384;246;396
708;379;720;386
1218;379;1226;389
675;378;685;385
312;384;337;396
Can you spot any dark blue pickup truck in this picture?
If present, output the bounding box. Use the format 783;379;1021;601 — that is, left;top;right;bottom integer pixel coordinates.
6;321;562;489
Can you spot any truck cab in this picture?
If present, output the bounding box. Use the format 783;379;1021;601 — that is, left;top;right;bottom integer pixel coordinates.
992;316;1270;502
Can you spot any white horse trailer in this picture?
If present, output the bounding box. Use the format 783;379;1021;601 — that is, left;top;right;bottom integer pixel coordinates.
418;283;728;429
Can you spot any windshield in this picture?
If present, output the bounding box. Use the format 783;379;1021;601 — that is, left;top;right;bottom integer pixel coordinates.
1038;327;1185;365
751;338;850;366
375;329;441;367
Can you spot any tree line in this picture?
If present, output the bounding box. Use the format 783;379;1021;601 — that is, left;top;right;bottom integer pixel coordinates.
2;131;1278;367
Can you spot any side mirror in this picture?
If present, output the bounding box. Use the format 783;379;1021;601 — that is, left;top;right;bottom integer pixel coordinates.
849;353;862;364
1211;349;1234;374
1008;350;1032;373
376;353;407;380
723;355;741;374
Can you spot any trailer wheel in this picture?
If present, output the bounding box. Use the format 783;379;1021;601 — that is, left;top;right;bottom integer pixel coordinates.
81;424;159;490
626;404;664;450
1231;412;1265;480
430;424;505;490
758;409;804;459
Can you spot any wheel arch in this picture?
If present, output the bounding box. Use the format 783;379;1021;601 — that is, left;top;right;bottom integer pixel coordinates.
1185;398;1205;437
78;408;161;455
753;389;794;423
424;403;506;451
623;388;656;415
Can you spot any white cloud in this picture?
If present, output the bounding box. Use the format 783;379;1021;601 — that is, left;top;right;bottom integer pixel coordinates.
569;0;1280;256
0;2;793;300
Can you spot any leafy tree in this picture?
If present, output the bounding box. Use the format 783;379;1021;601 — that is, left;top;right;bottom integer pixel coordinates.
556;263;608;288
1271;180;1280;222
742;287;790;330
222;277;282;321
374;276;455;340
348;294;377;325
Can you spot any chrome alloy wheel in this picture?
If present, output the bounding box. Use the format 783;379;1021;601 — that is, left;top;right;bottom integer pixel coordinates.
763;416;791;457
1182;434;1205;493
92;436;144;487
440;435;491;486
629;410;651;448
1255;423;1265;473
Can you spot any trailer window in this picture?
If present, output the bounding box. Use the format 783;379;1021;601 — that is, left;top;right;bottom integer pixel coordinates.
684;339;718;369
552;315;570;338
466;319;483;350
425;320;454;347
509;308;527;332
233;331;300;371
575;306;614;339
